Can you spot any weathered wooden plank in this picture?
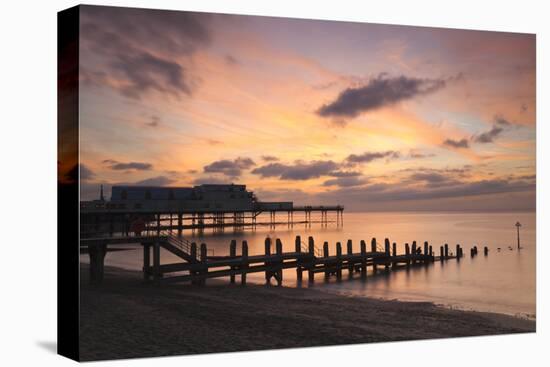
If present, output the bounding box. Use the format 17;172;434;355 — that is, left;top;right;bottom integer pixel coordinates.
230;240;236;283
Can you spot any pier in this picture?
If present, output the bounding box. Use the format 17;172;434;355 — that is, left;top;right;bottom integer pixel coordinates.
80;184;344;237
81;233;467;285
80;205;345;237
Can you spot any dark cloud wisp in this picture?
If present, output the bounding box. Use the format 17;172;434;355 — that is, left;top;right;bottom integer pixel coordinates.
252;160;339;180
474;115;514;144
103;160;153;171
346;151;400;164
317;74;446;120
443;138;469;149
80;6;211;99
203;157;256;177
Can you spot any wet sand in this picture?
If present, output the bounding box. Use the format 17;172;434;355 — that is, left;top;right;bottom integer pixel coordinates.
79;264;535;361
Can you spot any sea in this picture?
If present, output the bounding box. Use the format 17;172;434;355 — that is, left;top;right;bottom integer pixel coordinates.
81;211;536;319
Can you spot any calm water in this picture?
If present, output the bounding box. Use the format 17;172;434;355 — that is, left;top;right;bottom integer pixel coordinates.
83;211;536;319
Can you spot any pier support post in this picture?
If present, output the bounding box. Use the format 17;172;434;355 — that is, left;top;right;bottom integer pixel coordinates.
423;241;429;265
444;243;449;259
347;240;353;275
308;236;315;283
484;246;488;256
143;243;151;280
405;243;410;267
264;237;272;283
360;240;367;277
200;243;207;286
177;214;183;235
336;242;342;280
440;246;444;262
323;241;329;280
372;238;378;273
230;240;237;284
295;236;303;282
392;242;397;268
241;241;248;285
89;242;107;284
456;244;461;260
429;245;433;259
276;239;283;286
190;243;197;285
153;242;161;282
411;241;417;265
384;238;390;271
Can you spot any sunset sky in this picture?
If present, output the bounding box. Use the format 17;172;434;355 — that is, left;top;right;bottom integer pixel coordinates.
78;5;536;211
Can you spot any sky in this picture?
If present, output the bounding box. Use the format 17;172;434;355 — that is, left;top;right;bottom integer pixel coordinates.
77;5;536;212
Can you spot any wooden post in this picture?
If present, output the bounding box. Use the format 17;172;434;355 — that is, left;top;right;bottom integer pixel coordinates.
156;213;161;235
323;241;329;280
411;241;417;265
392;242;397;268
360;240;367;277
484;246;488;256
429;245;433;257
89;242;107;284
143;243;151;280
265;237;272;283
384;238;390;270
241;240;248;285
347;239;353;275
308;236;315;283
177;213;183;235
444;243;449;259
456;244;461;260
440;246;444;262
153;242;161;281
200;243;207;286
230;240;236;284
296;236;302;282
336;242;342;280
405;243;410;267
372;238;379;274
276;238;283;286
423;241;428;265
190;242;197;285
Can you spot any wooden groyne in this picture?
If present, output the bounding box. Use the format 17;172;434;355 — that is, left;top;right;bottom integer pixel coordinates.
82;234;477;285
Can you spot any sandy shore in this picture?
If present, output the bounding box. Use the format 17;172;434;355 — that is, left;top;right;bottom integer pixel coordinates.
79;263;535;361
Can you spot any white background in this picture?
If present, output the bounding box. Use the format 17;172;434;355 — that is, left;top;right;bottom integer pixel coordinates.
0;0;548;365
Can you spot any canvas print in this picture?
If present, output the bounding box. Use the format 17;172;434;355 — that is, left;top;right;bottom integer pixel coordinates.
58;5;536;361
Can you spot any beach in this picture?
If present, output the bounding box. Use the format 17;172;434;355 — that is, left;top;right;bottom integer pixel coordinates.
79;263;535;361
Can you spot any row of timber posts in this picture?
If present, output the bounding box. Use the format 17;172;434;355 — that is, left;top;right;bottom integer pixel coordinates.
134;235;480;287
